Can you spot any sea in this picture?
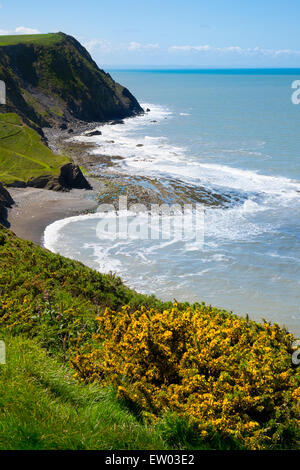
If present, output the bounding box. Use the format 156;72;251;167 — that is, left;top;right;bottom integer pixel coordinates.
44;69;300;336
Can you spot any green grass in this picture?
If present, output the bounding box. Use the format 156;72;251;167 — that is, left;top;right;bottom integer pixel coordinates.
0;331;168;450
0;33;63;47
0;225;169;361
0;113;69;184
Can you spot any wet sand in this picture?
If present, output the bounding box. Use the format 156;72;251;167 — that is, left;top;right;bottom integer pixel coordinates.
6;181;101;246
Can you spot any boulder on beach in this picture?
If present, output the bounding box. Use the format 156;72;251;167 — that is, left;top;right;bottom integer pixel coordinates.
86;130;102;137
58;163;92;190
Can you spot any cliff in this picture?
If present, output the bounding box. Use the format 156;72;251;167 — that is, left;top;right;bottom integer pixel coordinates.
0;32;143;192
0;32;143;132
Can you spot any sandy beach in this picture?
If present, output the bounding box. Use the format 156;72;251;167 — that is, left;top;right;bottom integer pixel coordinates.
5;179;102;246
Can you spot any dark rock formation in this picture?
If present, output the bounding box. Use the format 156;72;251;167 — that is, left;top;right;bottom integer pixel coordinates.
0;182;14;222
6;181;27;188
27;175;64;192
58;163;92;190
27;163;91;192
110;120;125;125
86;130;102;137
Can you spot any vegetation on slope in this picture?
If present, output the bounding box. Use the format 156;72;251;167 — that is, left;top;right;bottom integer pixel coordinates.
74;305;300;450
0;332;168;450
0;224;299;450
0;113;69;184
0;224;166;361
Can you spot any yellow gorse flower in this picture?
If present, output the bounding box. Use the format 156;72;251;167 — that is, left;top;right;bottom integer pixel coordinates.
71;303;300;450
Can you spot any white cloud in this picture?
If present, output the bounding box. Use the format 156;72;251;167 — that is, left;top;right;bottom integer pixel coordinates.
83;38;160;55
169;44;300;56
15;26;40;34
274;49;300;56
170;44;212;52
128;41;159;51
0;26;41;35
84;39;112;54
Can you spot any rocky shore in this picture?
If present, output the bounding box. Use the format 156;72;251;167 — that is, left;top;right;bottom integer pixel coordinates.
44;123;243;210
2;118;245;247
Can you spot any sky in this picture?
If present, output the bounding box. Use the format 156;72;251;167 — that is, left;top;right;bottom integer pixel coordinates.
1;0;300;68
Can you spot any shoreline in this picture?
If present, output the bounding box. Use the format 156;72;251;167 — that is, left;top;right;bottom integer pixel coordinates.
5;181;101;246
3;120;300;338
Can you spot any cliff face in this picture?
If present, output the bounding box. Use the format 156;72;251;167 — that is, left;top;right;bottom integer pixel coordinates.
0;32;143;132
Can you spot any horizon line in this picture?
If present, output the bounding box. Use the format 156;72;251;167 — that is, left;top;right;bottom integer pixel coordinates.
104;66;300;69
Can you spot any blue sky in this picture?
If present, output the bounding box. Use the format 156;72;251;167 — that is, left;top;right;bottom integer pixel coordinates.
1;0;300;67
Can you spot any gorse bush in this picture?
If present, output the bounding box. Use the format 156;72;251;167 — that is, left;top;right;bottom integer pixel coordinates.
71;304;300;450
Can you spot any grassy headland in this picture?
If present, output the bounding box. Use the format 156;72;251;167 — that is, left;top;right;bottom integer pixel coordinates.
0;33;63;47
0;32;143;132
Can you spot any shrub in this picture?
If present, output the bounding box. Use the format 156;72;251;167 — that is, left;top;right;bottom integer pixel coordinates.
71;304;300;450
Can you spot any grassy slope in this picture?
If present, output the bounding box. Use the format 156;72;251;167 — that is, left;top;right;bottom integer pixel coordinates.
0;332;168;450
0;225;162;310
0;226;299;450
0;226;174;450
0;113;69;184
0;33;63;47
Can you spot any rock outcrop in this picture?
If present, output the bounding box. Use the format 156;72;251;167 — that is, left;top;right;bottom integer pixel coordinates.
58;163;92;190
27;163;91;192
0;182;14;222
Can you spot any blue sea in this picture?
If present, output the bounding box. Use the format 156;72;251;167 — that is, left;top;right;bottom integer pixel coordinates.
44;69;300;336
